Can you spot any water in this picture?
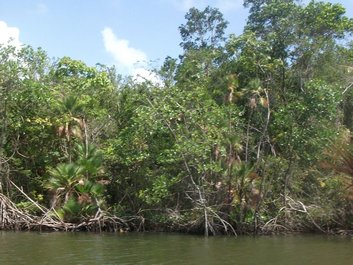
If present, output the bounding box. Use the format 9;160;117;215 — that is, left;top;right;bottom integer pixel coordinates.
0;231;352;264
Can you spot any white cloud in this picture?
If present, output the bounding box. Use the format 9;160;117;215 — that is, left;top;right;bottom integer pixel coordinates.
102;27;160;84
0;21;21;49
132;68;161;85
102;27;146;70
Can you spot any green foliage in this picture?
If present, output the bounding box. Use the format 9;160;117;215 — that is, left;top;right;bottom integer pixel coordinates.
179;6;228;50
2;1;353;233
299;1;353;39
76;143;104;177
272;80;341;163
57;197;97;222
139;174;179;205
16;201;41;215
47;163;83;192
45;142;106;221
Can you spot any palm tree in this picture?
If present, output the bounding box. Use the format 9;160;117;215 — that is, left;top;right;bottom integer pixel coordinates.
46;143;106;221
76;143;103;178
56;95;86;162
46;163;83;207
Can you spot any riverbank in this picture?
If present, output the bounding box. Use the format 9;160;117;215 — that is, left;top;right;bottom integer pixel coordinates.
2;191;353;236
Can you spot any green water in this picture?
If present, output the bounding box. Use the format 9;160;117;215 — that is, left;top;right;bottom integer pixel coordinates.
0;231;352;264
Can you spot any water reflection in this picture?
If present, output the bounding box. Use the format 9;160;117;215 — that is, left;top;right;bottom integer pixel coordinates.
0;231;352;265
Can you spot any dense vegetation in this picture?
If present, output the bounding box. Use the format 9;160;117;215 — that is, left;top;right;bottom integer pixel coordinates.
1;0;353;236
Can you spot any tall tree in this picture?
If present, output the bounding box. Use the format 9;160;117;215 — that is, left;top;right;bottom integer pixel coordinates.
179;6;228;50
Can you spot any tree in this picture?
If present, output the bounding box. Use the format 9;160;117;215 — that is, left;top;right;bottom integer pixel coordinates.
0;44;54;198
2;1;353;234
179;6;228;50
0;44;20;195
176;6;229;86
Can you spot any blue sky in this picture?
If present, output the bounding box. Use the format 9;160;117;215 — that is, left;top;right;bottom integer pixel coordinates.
0;0;352;79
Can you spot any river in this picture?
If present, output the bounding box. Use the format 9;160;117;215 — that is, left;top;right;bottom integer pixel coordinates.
0;231;352;264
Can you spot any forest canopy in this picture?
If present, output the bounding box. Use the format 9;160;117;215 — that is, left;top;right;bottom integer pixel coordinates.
1;0;353;235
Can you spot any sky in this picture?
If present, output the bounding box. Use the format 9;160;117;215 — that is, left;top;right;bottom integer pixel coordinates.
0;0;353;80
